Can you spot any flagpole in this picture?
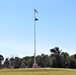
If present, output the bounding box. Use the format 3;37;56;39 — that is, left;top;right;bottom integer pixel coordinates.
33;8;38;68
34;8;36;64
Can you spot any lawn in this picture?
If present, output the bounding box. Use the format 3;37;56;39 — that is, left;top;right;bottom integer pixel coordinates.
0;68;76;75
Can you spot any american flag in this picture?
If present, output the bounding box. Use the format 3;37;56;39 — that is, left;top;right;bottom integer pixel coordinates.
34;9;38;13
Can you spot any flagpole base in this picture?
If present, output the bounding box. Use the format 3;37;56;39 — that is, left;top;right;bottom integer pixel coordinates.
32;63;38;68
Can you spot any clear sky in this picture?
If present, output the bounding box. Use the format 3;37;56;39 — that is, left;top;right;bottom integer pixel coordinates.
0;0;76;58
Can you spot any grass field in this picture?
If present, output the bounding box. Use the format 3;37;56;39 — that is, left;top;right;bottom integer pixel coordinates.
0;68;76;75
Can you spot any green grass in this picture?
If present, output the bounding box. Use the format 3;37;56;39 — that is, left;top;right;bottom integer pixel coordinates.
0;68;76;75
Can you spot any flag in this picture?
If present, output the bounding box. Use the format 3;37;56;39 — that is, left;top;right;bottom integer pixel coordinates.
35;18;38;21
34;9;38;21
34;9;38;13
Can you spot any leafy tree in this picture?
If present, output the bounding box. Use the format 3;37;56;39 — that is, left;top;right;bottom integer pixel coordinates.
74;54;76;59
3;58;10;68
21;59;26;68
36;54;50;67
22;56;33;68
0;54;4;68
60;52;69;68
36;55;41;67
68;56;76;68
50;47;63;68
14;57;22;68
9;57;14;68
50;47;62;55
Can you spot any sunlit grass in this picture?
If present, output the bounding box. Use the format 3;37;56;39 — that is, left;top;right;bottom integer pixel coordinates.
0;68;76;75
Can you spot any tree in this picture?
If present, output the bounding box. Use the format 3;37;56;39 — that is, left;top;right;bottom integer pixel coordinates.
0;54;4;68
68;56;76;68
50;47;63;68
50;47;61;55
22;56;33;68
9;57;14;68
36;54;50;67
14;57;22;68
74;54;76;60
3;58;10;68
21;59;26;68
60;52;69;68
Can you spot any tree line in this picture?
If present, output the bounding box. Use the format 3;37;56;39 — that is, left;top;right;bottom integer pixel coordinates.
0;47;76;68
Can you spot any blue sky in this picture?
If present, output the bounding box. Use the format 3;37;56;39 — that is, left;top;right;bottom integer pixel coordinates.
0;0;76;58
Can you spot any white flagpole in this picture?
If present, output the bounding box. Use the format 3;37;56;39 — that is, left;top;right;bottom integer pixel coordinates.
34;8;36;64
33;8;38;68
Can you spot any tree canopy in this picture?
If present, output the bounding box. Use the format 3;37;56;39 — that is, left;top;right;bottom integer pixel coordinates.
0;47;76;69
